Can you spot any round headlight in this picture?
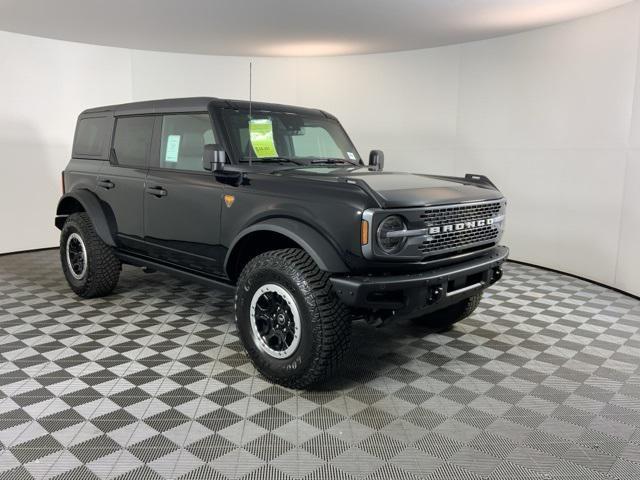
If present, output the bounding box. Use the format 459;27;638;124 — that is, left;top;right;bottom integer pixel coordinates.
376;215;407;254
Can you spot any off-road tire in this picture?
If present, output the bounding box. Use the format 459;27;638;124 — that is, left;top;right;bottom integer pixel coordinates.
60;212;121;298
235;248;350;388
414;293;482;330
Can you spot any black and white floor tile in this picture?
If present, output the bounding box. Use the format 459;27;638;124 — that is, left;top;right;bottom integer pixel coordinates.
0;249;639;480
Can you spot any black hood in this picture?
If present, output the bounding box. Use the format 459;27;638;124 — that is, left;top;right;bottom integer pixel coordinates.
278;166;503;208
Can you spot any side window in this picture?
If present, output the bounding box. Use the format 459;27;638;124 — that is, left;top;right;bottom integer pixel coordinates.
159;114;215;172
112;116;155;168
73;116;112;158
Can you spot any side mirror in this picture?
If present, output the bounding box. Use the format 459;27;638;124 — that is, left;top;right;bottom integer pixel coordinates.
203;144;226;172
369;149;384;171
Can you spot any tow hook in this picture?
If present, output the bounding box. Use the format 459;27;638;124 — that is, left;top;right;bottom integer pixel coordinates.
426;285;443;305
490;267;503;284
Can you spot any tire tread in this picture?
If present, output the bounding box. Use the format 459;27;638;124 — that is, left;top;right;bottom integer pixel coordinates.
236;248;350;388
60;213;120;298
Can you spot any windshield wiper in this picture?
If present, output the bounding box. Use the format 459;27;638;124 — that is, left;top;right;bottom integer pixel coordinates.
309;157;358;166
241;157;307;166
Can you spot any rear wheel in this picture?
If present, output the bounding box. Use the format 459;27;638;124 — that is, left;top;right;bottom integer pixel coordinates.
235;248;350;388
60;213;121;298
413;293;482;330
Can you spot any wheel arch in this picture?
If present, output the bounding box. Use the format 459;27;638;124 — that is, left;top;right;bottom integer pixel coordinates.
224;218;349;282
55;190;117;247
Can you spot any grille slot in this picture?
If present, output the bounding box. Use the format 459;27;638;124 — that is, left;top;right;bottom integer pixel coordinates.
419;201;504;256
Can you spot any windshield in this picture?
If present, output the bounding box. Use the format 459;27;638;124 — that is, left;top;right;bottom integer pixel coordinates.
221;109;361;165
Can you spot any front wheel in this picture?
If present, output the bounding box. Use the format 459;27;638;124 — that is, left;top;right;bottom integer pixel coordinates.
235;248;350;389
413;293;482;331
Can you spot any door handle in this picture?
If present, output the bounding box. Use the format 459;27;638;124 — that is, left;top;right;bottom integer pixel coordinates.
146;186;167;197
97;179;115;189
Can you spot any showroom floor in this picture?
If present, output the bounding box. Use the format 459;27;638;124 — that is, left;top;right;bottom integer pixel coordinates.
0;250;638;480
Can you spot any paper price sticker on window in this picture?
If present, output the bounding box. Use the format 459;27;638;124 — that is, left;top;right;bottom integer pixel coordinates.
165;135;181;163
249;119;278;158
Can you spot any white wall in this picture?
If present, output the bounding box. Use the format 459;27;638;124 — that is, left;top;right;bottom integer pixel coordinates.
454;4;640;293
0;31;131;253
1;1;639;296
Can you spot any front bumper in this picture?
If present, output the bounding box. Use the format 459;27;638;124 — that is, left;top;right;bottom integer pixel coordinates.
330;246;509;320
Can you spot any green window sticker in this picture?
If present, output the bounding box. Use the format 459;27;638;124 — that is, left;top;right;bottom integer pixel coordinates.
165;135;181;163
249;119;278;158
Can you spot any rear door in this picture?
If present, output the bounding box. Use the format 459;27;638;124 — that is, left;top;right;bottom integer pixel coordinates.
143;112;225;275
95;115;154;253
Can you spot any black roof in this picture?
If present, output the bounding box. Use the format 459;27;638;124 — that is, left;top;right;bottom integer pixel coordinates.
81;97;332;118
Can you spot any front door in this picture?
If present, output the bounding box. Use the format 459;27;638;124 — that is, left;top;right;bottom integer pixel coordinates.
144;113;225;275
95;115;154;253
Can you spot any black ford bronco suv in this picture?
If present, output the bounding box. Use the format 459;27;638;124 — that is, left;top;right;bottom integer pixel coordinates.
56;97;508;388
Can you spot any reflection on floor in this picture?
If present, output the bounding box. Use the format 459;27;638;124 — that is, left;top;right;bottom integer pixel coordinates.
0;249;639;480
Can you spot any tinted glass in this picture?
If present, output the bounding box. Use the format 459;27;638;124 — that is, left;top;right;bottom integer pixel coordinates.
73;116;111;157
291;126;344;158
113;116;155;168
221;109;360;164
159;114;215;172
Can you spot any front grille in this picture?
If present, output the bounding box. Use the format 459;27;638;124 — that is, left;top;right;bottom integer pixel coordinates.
418;200;504;256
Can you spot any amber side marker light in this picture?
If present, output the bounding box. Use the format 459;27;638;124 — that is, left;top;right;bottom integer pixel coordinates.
361;219;369;245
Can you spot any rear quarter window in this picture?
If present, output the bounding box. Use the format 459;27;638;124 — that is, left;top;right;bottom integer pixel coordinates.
73;116;112;158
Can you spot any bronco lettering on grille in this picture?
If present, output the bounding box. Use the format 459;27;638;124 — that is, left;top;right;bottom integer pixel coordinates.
428;218;495;235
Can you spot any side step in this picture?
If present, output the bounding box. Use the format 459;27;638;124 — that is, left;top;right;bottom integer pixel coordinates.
116;252;236;295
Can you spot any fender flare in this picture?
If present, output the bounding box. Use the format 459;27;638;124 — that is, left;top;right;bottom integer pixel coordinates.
224;218;349;275
55;190;117;246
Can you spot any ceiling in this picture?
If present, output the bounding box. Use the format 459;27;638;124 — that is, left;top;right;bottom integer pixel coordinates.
0;0;632;56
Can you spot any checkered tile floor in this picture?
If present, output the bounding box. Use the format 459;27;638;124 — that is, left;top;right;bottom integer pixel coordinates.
0;250;639;480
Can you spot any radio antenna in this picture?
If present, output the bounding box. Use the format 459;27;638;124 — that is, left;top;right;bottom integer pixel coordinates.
248;61;253;166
